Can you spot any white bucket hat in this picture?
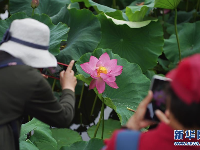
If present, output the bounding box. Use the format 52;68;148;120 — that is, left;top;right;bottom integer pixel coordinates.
0;18;57;68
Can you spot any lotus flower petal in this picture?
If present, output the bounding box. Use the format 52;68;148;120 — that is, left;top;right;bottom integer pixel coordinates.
80;63;93;75
100;73;116;83
89;79;96;90
88;56;98;70
96;78;105;94
106;81;119;89
104;59;117;72
109;65;123;76
99;52;110;65
96;60;103;67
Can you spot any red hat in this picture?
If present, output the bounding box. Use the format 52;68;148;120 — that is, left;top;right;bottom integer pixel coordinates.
166;54;200;105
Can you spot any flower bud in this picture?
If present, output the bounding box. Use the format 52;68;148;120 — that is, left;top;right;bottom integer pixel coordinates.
31;0;39;9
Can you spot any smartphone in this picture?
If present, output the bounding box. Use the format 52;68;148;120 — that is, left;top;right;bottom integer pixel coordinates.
41;62;68;80
144;75;171;122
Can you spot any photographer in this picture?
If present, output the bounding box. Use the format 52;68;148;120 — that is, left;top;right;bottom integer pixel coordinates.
0;18;77;150
103;54;200;150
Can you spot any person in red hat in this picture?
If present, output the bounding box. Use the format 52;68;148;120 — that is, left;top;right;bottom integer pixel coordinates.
103;54;200;150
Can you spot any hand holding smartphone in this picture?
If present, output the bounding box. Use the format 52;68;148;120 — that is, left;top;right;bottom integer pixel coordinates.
144;75;171;122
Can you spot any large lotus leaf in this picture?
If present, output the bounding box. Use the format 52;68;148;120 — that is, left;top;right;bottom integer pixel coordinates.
0;13;69;56
164;21;200;64
105;10;128;21
128;0;155;8
60;138;104;150
51;128;82;150
168;10;195;25
71;0;116;13
30;127;57;150
154;0;181;9
97;14;163;72
51;8;101;64
104;14;157;28
126;5;149;22
75;49;150;125
20;140;39;150
20;118;57;150
20;118;48;141
87;119;121;139
9;0;78;17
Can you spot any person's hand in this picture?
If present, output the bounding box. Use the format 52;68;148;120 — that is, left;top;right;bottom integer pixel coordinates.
126;91;156;130
155;109;170;125
41;74;48;79
60;60;77;92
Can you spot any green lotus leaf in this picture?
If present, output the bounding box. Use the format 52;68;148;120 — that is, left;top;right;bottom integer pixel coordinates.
105;10;128;21
71;0;116;13
0;13;69;56
51;128;82;150
128;0;155;8
103;13;157;28
97;14;163;72
20;140;39;150
20;118;57;150
52;8;101;64
126;5;149;22
76;49;150;125
164;21;200;64
154;0;181;9
87;119;121;139
60;138;104;150
9;0;78;17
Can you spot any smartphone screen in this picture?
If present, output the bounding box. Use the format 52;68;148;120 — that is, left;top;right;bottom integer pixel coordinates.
144;75;170;122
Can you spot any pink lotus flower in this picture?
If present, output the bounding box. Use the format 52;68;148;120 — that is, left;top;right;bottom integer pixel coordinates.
80;53;123;94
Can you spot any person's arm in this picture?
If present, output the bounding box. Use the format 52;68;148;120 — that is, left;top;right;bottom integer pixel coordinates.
24;60;77;128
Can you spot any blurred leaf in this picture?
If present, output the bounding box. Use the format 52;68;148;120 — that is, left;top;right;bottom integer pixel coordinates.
52;8;102;64
97;14;163;72
9;0;76;17
71;0;116;13
126;5;149;22
51;128;82;150
60;138;104;150
164;21;200;64
154;0;181;9
87;119;121;139
103;13;157;28
76;49;150;125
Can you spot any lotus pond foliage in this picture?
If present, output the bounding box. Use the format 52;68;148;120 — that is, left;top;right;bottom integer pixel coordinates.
0;0;200;149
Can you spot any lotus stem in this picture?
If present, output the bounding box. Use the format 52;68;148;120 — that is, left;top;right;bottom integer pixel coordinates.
113;0;117;9
174;8;181;61
194;0;200;21
80;113;83;126
186;0;189;12
90;94;98;116
52;79;56;91
78;84;84;109
101;99;104;139
93;100;104;138
32;8;35;16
